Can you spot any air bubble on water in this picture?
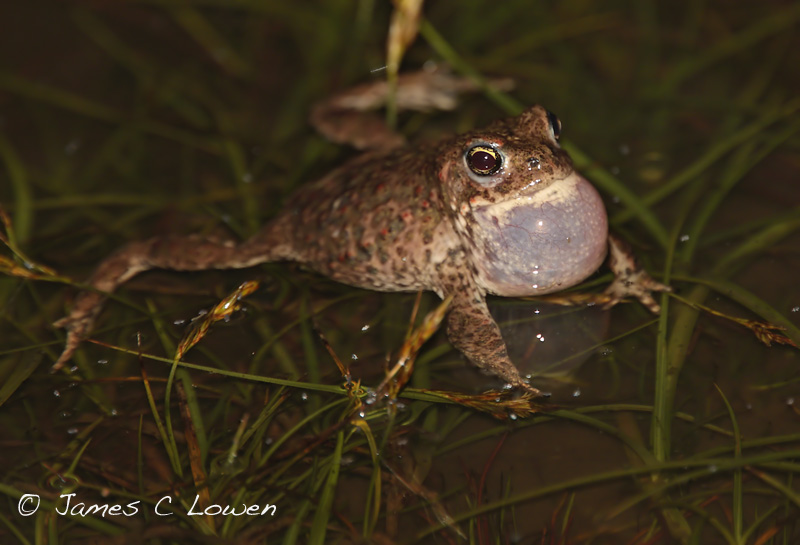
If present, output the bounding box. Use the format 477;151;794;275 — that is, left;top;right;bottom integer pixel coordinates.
218;455;245;475
679;234;690;242
300;392;308;401
351;353;358;360
791;306;800;313
572;389;581;398
361;324;370;332
64;139;81;155
67;427;79;435
53;389;61;398
787;397;795;406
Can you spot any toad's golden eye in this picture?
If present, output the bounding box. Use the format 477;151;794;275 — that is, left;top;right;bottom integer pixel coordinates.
466;145;502;176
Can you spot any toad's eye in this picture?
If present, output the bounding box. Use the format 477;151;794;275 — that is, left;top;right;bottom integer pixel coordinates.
466;145;502;176
546;111;561;141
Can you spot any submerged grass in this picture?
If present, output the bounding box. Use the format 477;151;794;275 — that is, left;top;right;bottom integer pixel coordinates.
1;0;799;543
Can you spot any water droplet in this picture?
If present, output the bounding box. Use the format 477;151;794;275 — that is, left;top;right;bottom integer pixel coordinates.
49;476;72;490
679;234;690;242
64;139;81;155
300;392;308;401
787;397;795;406
218;455;245;474
67;427;79;435
361;324;370;332
53;389;61;398
351;353;358;360
339;454;355;466
791;306;799;313
572;389;581;398
97;359;108;366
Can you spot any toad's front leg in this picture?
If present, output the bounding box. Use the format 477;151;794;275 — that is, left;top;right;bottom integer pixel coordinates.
445;290;540;395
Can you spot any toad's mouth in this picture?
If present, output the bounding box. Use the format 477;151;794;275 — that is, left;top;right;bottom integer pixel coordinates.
470;172;609;297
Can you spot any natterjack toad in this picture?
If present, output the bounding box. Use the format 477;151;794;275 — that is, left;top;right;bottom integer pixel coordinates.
54;70;668;394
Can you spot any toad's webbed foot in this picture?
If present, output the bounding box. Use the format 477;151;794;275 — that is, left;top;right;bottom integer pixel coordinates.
604;233;672;314
53;291;106;371
310;66;514;151
446;292;541;396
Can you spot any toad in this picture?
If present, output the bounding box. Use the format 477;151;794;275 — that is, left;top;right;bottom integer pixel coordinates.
54;70;669;394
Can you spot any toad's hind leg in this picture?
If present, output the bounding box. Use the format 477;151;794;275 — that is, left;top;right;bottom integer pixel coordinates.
446;292;541;396
53;226;295;371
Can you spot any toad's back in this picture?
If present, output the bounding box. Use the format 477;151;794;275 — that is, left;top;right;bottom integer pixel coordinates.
269;147;459;293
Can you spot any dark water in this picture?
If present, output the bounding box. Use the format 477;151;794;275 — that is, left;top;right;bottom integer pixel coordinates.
1;1;798;543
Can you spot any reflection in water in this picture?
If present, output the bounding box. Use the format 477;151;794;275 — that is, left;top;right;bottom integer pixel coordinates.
489;300;610;381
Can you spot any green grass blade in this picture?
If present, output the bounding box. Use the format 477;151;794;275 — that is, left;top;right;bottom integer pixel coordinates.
308;429;344;545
